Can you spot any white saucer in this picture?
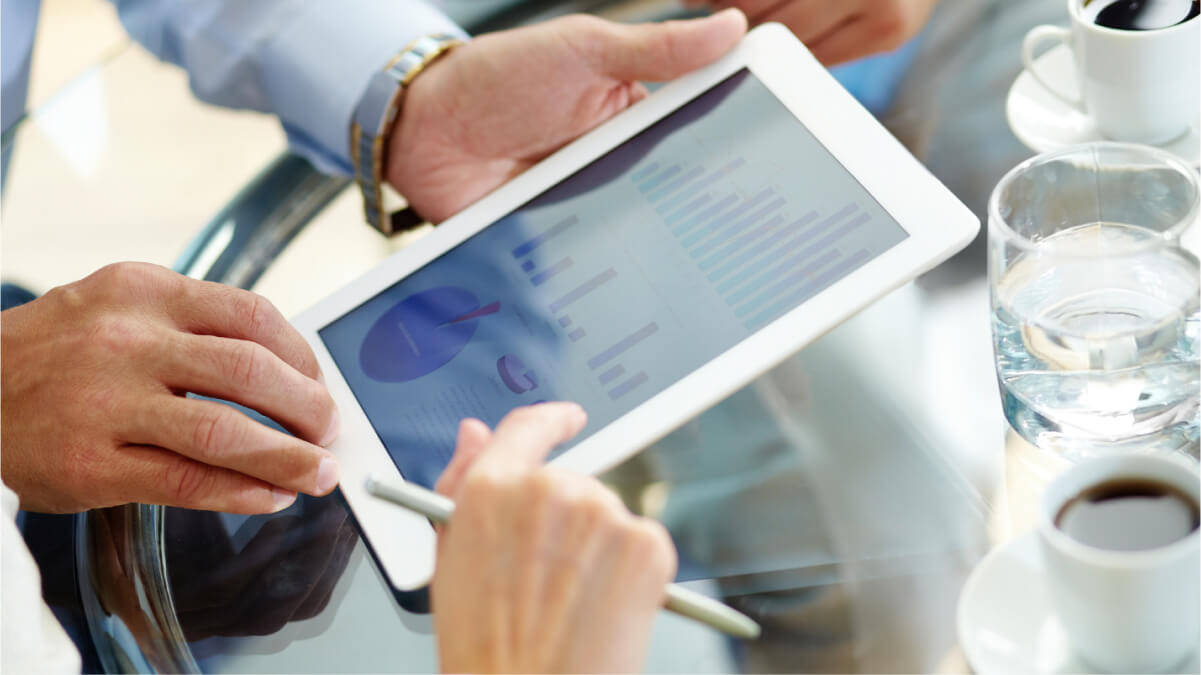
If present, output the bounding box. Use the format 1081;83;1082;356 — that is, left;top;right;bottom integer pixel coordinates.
956;533;1201;674
1007;45;1201;168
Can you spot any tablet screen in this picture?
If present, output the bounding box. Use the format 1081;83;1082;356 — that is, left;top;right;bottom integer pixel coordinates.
320;68;908;489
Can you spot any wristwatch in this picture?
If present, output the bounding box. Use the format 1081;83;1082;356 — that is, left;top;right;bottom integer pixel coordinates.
351;33;464;235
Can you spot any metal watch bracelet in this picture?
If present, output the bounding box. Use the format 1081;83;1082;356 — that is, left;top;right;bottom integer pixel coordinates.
350;33;464;235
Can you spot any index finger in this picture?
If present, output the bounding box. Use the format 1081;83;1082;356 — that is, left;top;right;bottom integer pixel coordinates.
170;279;322;381
468;403;588;476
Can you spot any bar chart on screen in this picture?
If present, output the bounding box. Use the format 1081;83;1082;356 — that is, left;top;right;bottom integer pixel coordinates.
510;215;660;403
632;158;876;331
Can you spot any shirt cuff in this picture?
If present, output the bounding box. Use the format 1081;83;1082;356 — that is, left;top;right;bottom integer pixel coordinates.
259;1;466;175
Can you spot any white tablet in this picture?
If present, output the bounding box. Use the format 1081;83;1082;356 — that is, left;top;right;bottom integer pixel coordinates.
293;23;979;590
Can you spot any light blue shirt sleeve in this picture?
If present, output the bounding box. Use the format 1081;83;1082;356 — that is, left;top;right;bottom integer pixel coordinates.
111;0;466;175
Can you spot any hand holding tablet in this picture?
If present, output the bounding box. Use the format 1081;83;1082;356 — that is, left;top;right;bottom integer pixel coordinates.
293;23;979;590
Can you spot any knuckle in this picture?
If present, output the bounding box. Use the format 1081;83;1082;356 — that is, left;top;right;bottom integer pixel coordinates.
657;23;686;69
580;485;620;519
564;481;622;526
95;261;156;289
164;459;217;505
190;407;233;460
632;520;677;576
527;468;560;500
92;262;129;285
291;339;322;380
305;380;338;429
227;341;268;390
46;280;85;312
85;263;178;311
91;314;149;355
461;470;504;501
237;291;278;337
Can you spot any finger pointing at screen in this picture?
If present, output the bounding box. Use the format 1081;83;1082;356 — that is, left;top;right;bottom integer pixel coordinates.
432;403;678;674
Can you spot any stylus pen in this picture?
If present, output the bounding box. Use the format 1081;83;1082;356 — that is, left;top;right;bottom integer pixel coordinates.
364;474;761;640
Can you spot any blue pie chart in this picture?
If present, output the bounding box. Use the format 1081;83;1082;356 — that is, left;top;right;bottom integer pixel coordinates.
360;287;499;382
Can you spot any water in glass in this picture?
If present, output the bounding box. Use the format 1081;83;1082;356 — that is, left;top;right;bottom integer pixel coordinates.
993;221;1200;457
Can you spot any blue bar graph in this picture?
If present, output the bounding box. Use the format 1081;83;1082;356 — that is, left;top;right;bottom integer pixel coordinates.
512;215;580;258
521;260;536;272
713;206;860;292
689;197;785;259
703;211;815;276
647;166;704;203
744;250;873;330
630;162;660;182
598;364;626;385
664;194;712;225
734;249;841;317
639;165;681;193
656;157;746;215
672;194;738;236
680;189;774;247
587;323;659;370
608;372;648;401
530;257;574;286
550;268;617;313
725;212;867;303
697;214;788;271
569;328;587;342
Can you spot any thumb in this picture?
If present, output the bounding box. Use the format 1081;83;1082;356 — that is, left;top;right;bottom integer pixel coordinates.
595;9;747;83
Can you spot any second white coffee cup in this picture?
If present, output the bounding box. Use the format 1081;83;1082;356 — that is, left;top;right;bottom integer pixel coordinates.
1039;454;1200;673
1022;0;1200;145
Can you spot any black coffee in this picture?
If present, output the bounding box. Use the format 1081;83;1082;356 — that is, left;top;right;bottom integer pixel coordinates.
1085;0;1200;30
1055;478;1200;551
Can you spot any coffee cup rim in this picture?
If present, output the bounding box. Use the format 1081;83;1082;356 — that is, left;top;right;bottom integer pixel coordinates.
1071;0;1201;37
1038;454;1201;566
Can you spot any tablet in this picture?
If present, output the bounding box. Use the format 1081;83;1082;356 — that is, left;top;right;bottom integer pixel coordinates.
293;22;979;590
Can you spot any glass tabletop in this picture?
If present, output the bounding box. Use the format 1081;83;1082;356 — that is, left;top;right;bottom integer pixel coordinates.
2;0;1090;672
82;270;1013;674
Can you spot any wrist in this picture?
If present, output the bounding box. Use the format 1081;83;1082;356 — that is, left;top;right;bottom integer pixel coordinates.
384;43;463;217
351;33;465;234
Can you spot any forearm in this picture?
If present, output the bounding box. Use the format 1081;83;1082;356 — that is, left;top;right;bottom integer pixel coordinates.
111;0;465;174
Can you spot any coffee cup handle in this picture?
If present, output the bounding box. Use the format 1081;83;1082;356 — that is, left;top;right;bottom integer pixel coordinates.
1022;25;1082;107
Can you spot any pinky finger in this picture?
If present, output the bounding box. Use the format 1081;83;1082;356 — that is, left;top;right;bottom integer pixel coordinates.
109;445;297;514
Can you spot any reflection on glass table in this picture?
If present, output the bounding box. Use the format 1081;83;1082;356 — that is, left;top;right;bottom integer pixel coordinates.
76;269;1005;673
2;0;1080;672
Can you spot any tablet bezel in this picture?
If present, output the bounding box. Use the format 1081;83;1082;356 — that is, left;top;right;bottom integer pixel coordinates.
292;22;979;590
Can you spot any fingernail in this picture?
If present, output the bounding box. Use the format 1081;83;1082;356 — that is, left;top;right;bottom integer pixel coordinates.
316;456;340;494
271;488;297;513
320;406;341;447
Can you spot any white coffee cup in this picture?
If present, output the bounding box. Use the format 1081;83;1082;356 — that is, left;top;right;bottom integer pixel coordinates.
1022;0;1200;145
1039;454;1200;673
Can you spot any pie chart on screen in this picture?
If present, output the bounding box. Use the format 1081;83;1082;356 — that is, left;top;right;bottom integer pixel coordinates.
360;286;500;382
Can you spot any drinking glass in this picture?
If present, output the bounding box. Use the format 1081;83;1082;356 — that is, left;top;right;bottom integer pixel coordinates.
989;142;1200;460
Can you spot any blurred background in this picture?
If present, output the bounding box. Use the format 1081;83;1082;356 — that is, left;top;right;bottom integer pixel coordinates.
2;0;392;316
